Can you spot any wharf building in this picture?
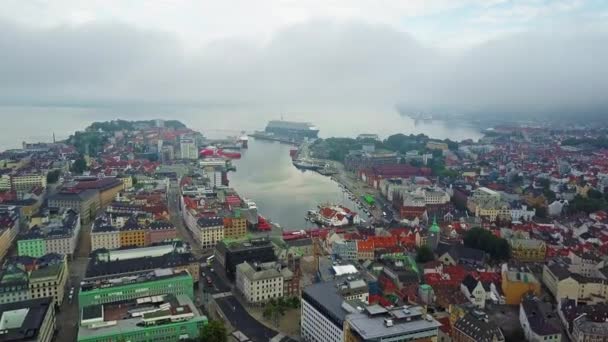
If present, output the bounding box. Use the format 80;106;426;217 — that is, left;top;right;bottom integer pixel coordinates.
0;297;55;342
77;294;207;342
17;209;80;259
0;253;69;307
214;238;277;281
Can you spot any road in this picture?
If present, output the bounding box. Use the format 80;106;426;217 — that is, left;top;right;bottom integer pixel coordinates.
167;179;207;259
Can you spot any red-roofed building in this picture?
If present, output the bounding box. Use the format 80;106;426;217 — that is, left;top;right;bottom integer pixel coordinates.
357;240;375;260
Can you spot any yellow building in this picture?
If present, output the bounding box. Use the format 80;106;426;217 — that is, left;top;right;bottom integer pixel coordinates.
501;268;541;305
11;172;47;193
223;213;247;239
509;238;546;262
543;264;608;305
119;176;133;190
426;141;449;151
29;255;69;306
476;206;512;222
119;228;147;247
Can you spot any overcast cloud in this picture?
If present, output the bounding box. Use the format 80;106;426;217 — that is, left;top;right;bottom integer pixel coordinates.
0;0;607;117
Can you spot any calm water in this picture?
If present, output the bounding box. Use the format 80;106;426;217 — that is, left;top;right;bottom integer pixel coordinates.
0;108;482;230
229;138;371;230
0;106;483;150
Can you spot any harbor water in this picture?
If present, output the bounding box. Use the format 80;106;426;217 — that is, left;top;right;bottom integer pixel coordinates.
229;138;368;230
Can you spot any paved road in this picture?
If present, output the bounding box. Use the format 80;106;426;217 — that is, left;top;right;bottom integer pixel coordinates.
167;180;206;259
216;295;280;342
55;256;88;342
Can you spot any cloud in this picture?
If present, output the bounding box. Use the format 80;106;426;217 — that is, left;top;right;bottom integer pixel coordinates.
0;16;606;118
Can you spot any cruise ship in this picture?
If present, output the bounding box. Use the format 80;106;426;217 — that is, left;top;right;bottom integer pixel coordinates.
265;120;319;140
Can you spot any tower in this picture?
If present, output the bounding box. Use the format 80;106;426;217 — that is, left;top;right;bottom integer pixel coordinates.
428;215;440;251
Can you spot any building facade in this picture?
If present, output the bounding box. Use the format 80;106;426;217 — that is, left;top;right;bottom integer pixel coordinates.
78;269;193;309
236;262;286;304
0;297;55;342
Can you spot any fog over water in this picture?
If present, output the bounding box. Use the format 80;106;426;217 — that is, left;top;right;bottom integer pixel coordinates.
0;108;482;151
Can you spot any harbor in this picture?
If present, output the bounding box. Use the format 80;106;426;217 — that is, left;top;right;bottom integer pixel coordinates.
228;138;370;230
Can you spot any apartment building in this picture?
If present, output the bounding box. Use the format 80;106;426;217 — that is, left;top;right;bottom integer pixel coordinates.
48;189;100;224
0;206;19;262
0;297;55;342
196;217;224;249
0;254;68;306
10;172;47;193
223;210;247;239
17;209;81;258
236;261;288;304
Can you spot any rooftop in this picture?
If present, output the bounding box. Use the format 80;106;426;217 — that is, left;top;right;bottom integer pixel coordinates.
0;297;53;341
78;294;207;340
80;268;190;293
346;305;441;340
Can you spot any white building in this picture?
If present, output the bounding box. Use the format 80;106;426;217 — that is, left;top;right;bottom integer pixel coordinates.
460;275;487;309
91;226;121;251
195;217;224;249
236;262;286;304
301;281;345;342
179;135;198;160
520;295;562;342
10;172;47;193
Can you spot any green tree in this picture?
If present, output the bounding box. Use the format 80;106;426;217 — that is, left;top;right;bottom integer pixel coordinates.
463;227;510;262
46;170;61;184
71;157;88;175
200;320;227;342
416;245;435;263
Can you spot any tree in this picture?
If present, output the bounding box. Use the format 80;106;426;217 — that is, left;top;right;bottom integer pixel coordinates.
46;170;61;184
463;227;510;262
200;320;227;342
71;157;88;175
416;245;435;263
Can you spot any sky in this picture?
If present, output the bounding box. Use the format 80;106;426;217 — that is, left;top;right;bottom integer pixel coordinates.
0;0;607;118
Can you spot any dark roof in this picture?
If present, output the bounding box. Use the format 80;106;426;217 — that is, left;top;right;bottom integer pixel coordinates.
302;281;348;327
438;244;485;263
197;217;223;228
521;295;561;336
49;189;98;202
462;274;480;293
85;251;195;279
454;312;504;342
285;238;313;248
74;178;123;191
545;263;571;281
0;297;53;341
82;305;103;321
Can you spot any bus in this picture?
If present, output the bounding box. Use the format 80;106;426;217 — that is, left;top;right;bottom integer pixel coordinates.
206;255;215;266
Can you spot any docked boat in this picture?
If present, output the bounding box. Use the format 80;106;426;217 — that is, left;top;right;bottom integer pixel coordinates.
306;204;362;227
293;159;322;170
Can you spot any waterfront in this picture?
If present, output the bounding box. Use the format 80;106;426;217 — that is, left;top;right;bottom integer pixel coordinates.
229;138;369;230
0;107;483;150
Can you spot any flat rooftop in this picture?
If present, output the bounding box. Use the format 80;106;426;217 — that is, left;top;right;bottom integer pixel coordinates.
0;297;53;341
346;306;441;340
78;294;207;340
80;268;190;292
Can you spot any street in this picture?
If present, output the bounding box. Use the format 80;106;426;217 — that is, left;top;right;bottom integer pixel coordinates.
167;179;206;259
